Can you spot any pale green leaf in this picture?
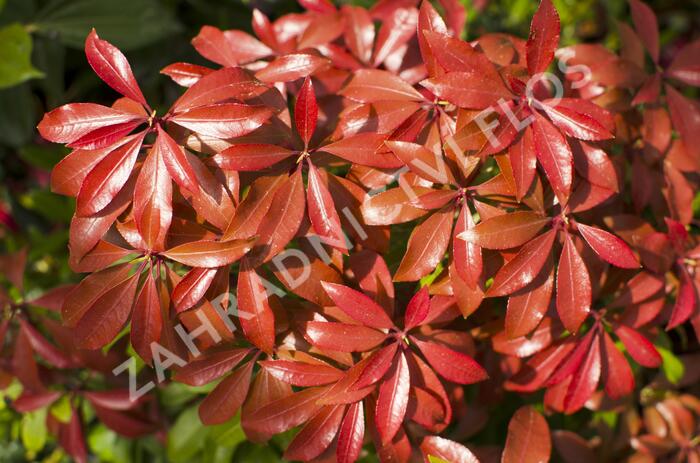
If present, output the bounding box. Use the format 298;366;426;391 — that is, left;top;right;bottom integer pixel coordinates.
0;23;42;88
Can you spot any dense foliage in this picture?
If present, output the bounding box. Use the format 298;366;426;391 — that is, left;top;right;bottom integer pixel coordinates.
1;0;700;461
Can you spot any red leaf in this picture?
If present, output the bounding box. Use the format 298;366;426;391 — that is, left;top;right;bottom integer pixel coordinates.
237;262;276;354
255;53;330;83
76;132;145;216
38;103;143;144
192;26;272;67
247;168;305;265
540;98;614;141
420;436;479;463
171;67;267;112
551;430;597;463
85;29;148;108
458;211;550;250
133;147;172;251
13;391;61;412
323;133;402;168
453;203;482;289
214;144;293;171
51;146;112;197
130;270;162;363
385;141;455;184
505;260;554;339
155;125;200;194
163;237;255;268
340;69;424;103
222;174;287;241
404;287;430;330
371;7;418;67
488;229;557;297
395;208;453;281
320;281;394;329
411;337;488;385
200;361;255;425
508;126;537;200
576;223;639;269
295;77;318;149
613;324;662;368
532;111;573;204
417;3;448;75
160;62;213;87
526;0;560;75
18;319;71;368
494;315;555;358
307;161;347;252
343;6;375;64
502;406;551;463
563;331;601;413
62;263;133;326
421;71;512;109
305;321;387;352
83;390;141;411
556;233;591;333
299;0;336;13
284;405;346;461
260;360;345;386
354;343;399;389
244;387;327;436
59;408;88;463
172;267;218;313
423;31;495;74
337;401;365;463
601;332;634;399
667;266;698;330
667;39;700;86
174;348;250;386
170;103;273;139
75;273;139;349
629;0;659;62
376;350;410;444
665;84;700;162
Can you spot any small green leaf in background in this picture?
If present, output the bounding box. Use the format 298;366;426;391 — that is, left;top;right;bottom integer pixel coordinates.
34;0;181;50
167;405;207;463
0;23;43;88
658;344;685;384
21;407;47;455
428;456;450;463
88;425;132;463
49;395;72;424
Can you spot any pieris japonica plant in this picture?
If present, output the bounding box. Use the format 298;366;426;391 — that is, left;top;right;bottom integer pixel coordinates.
2;0;698;461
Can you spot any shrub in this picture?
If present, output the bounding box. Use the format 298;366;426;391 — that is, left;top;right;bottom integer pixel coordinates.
1;0;699;461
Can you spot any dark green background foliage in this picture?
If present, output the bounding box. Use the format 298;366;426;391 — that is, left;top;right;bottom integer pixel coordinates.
0;0;698;461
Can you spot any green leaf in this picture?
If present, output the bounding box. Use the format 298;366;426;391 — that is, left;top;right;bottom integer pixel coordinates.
657;344;684;385
428;456;451;463
209;414;246;448
21;407;47;454
34;0;181;50
167;406;207;463
0;23;42;89
50;395;72;424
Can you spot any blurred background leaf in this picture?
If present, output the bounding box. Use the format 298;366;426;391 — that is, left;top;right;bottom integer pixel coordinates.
0;23;43;88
